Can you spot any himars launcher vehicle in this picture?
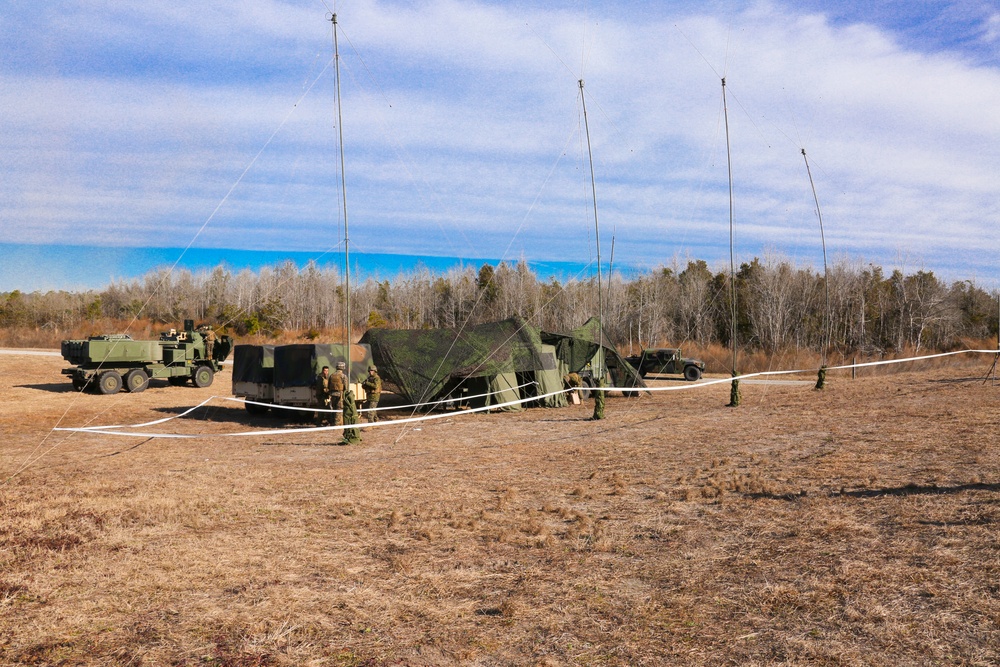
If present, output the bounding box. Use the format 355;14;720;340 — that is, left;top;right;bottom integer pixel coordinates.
61;320;232;394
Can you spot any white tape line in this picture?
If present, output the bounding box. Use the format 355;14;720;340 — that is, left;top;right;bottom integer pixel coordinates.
54;388;571;439
233;380;539;414
54;349;1000;438
593;349;1000;392
71;397;218;431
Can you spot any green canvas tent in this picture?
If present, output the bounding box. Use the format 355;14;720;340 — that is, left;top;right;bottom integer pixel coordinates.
541;317;647;391
359;316;558;409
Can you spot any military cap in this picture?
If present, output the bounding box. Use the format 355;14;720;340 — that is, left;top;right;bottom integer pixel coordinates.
336;361;346;369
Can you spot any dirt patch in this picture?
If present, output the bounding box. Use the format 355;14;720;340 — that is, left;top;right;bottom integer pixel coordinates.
1;352;998;665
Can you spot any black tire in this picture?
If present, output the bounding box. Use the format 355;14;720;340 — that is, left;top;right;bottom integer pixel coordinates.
245;401;270;416
579;376;594;400
98;371;123;395
193;365;214;388
125;368;149;393
684;365;702;382
71;375;88;392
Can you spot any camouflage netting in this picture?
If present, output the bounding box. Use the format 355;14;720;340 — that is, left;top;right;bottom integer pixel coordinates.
541;318;647;389
360;316;549;405
360;316;645;407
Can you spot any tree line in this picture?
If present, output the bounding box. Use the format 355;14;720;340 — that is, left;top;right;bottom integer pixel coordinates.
2;255;997;356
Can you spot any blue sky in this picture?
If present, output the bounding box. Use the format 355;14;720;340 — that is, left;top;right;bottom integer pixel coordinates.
2;0;999;291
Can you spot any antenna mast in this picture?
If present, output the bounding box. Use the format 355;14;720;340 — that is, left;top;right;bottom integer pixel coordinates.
802;148;831;367
331;14;351;370
723;77;740;405
579;79;605;381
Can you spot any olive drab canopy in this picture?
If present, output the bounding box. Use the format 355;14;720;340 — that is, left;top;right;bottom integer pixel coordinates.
359;316;549;406
232;344;275;385
359;316;644;408
541;317;647;390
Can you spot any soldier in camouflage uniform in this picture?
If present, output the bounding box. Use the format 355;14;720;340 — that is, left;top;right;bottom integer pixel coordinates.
204;325;216;360
315;365;332;425
361;365;382;423
329;361;347;426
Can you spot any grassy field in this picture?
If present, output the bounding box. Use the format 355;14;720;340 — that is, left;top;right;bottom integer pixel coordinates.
1;351;998;665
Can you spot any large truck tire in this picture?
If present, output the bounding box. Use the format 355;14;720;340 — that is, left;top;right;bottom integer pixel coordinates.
98;371;123;395
193;365;215;388
684;365;702;382
245;401;270;416
125;368;149;393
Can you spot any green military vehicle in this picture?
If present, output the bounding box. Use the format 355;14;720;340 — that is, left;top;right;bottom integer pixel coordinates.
232;342;372;416
61;320;232;394
624;348;704;381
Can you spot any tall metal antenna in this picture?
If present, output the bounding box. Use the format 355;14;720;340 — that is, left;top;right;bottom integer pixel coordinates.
331;14;351;372
802;148;831;367
722;77;740;406
579;79;604;381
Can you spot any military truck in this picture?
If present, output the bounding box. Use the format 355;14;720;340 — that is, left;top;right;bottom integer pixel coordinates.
62;320;232;394
232;342;372;416
231;344;275;415
624;348;704;381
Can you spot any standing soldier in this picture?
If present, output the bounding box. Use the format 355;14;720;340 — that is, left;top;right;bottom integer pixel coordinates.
329;361;347;426
204;325;216;360
315;365;332;425
361;365;382;423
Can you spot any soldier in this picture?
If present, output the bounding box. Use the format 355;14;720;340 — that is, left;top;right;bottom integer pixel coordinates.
315;365;332;425
204;325;216;360
361;365;382;423
329;361;347;426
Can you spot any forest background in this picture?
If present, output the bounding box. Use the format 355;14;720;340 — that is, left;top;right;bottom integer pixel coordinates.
2;254;998;375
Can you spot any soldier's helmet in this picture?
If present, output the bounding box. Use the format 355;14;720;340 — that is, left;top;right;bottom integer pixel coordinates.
368;365;377;372
336;362;346;370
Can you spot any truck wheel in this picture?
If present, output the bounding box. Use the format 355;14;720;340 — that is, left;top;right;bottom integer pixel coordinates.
579;376;594;400
684;365;702;382
71;375;88;392
193;365;214;388
125;369;149;393
98;371;123;395
245;401;270;416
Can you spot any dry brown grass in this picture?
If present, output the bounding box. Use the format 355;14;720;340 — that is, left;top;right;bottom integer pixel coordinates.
1;351;999;665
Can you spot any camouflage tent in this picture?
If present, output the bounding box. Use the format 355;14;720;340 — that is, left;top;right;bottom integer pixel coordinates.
359;316;561;409
541;317;647;390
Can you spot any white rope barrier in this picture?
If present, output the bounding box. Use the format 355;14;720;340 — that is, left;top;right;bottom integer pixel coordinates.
54;387;570;439
598;349;1000;393
54;349;999;439
232;380;539;415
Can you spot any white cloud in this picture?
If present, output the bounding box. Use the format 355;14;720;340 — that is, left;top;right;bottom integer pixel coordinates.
1;0;999;289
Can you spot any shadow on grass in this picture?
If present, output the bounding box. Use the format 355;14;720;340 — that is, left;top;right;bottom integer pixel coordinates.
744;481;1000;502
837;481;1000;498
16;382;75;392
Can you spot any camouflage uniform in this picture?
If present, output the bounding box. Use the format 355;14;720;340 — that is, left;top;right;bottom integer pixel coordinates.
204;327;216;360
340;388;362;445
329;362;347;426
361;366;382;423
592;378;605;420
315;366;332;425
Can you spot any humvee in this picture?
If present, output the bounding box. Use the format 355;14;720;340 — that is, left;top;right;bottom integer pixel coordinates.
624;348;704;381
